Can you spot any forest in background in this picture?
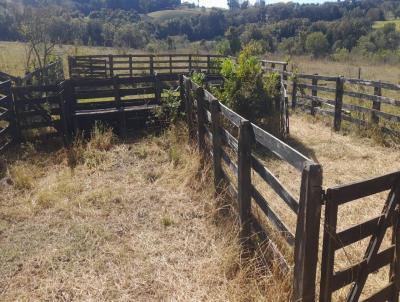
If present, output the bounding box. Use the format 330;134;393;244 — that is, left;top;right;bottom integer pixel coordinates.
0;0;400;65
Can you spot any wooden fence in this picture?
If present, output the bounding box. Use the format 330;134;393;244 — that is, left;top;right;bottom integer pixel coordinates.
8;73;182;144
260;63;400;136
18;60;64;86
182;75;323;302
182;74;400;302
0;59;399;301
321;171;400;302
68;54;224;79
0;80;15;151
11;84;62;137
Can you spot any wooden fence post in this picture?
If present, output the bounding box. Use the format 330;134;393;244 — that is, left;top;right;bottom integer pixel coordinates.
311;74;318;116
154;74;162;104
109;55;114;78
210;99;223;193
114;76;127;138
195;87;206;155
293;163;323;302
184;79;195;141
150;55;154;75
189;55;192;73
390;193;400;302
207;55;211;74
372;82;382;125
59;80;72;146
179;75;185;113
292;77;297;109
68;56;73;79
334;76;344;132
129;55;133;77
238;121;253;245
283;64;288;89
5;81;19;143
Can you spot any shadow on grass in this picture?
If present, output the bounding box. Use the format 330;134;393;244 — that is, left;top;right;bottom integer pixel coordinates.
284;136;319;164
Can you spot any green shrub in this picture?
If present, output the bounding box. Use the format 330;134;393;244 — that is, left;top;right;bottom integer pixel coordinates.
156;89;183;124
216;46;281;136
191;71;206;86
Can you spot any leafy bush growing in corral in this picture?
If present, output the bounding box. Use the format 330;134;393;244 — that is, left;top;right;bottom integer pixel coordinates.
155;89;184;124
216;45;282;136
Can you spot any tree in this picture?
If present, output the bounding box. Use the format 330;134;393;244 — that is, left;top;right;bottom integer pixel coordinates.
18;6;58;72
225;26;241;54
305;32;329;57
227;0;240;10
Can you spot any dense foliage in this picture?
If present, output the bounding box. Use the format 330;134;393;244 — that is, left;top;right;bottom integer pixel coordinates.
0;0;399;62
216;46;281;135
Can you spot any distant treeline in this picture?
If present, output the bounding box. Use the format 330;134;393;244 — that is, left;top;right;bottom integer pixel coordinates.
1;0;400;62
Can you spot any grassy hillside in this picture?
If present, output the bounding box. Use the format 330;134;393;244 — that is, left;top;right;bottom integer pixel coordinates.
373;19;400;31
147;9;204;22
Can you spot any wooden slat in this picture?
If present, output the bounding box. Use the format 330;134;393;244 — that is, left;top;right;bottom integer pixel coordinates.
221;169;238;200
335;214;393;249
15;95;60;106
345;78;400;91
252;155;299;214
12;85;59;93
298;83;336;93
343;90;400;107
252;186;295;246
221;148;238;177
362;282;396;302
0;126;11;136
219;103;246;126
315;107;335;117
297;74;337;82
298;94;333;105
219;127;238;153
327;171;400;205
74;104;157;116
251;214;290;271
251;123;310;172
331;246;395;291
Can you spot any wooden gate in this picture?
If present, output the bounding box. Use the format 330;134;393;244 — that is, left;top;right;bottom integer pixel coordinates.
320;171;400;302
0;80;15;150
11;84;63;135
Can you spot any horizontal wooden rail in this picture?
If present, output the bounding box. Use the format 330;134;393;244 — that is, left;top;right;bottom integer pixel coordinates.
326;171;400;205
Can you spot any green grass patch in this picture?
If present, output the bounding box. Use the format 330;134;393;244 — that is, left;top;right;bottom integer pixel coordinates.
373;19;400;31
147;9;203;22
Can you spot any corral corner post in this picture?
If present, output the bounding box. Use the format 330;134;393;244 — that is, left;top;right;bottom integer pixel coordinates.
334;76;344;132
210;99;223;194
238;121;253;245
195;87;206;156
183;78;195;142
293;162;323;302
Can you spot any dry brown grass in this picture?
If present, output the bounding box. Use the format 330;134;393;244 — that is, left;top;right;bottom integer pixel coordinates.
0;124;290;301
268;54;400;84
253;112;400;300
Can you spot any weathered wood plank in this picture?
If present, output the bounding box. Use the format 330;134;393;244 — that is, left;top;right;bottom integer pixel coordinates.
335;214;393;249
238;121;253;244
251;123;310;172
251;186;295;246
327;171;400;205
331;246;395;292
293;163;323;302
251;155;299;214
